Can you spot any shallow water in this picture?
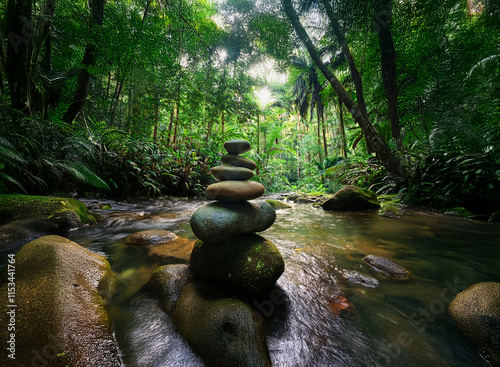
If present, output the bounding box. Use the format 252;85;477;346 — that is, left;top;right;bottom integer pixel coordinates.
4;198;500;366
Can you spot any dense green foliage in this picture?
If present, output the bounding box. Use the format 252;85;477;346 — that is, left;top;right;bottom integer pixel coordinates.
0;0;499;215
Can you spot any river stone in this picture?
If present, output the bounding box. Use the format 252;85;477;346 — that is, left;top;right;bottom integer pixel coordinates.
144;264;193;312
363;254;411;279
322;185;380;211
211;166;254;181
0;195;96;248
449;282;500;366
266;199;292;210
224;139;251;154
0;235;121;366
189;234;285;298
125;229;177;245
125;230;194;262
173;281;272;367
221;154;257;170
190;201;276;243
206;181;265;202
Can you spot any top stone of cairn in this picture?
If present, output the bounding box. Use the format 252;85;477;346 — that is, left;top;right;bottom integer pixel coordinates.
224;139;251;155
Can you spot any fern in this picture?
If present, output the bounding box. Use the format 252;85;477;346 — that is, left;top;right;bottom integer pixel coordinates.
60;162;110;190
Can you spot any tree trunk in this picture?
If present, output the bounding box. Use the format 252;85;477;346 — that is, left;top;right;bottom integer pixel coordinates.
373;0;402;149
338;97;347;158
322;109;328;158
5;0;32;114
256;114;260;176
172;101;179;146
316;106;323;162
166;107;174;147
62;0;104;124
319;0;374;153
282;0;406;178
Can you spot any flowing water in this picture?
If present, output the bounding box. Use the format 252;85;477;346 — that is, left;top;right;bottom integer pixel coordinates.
4;197;500;366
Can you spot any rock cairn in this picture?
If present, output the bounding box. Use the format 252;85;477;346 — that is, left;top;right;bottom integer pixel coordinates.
190;139;284;298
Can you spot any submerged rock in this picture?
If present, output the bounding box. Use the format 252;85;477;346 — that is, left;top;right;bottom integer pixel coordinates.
173;281;272;367
206;180;265;202
125;229;177;245
190;201;276;243
190;234;285;298
125;230;194;262
144;264;193;312
340;269;379;288
265;199;292;210
322;186;380;211
0;235;121;366
449;282;500;366
363;254;411;280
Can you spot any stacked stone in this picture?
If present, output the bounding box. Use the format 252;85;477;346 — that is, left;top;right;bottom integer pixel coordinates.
189;139;284;298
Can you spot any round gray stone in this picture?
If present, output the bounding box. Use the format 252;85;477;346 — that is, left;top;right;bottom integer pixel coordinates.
211;166;254;181
206;181;264;202
190;200;276;243
224;139;251;154
221;154;257;170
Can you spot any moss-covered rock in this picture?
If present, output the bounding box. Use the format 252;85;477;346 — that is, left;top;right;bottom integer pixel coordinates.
449;282;500;366
0;195;96;247
0;194;95;225
265;199;292;210
322;186;380;211
190;234;284;298
489;210;500;223
444;207;474;218
0;235;121;366
172;281;272;367
378;202;403;218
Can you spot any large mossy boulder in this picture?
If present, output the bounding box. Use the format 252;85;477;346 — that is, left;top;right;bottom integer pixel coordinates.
449;282;500;366
190;201;276;243
0;235;121;366
322;186;380;211
172;281;272;367
0;195;96;247
190;234;284;298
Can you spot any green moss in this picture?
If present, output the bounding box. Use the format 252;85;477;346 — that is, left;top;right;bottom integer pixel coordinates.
444;207;474;218
0;194;95;225
265;199;291;210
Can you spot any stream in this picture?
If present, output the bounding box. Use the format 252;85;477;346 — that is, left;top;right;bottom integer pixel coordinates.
8;197;500;366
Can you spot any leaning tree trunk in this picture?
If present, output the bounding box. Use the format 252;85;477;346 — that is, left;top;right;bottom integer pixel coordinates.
62;0;104;124
282;0;406;178
319;0;374;153
4;0;32;114
373;0;402;149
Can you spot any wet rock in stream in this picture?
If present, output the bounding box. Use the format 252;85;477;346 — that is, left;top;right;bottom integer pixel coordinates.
363;254;411;280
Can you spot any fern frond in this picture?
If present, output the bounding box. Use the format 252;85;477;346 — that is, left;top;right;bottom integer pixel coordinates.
61;163;110;190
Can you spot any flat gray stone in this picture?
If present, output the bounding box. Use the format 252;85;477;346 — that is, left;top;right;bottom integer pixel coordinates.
211;166;254;181
221;154;257;170
206;181;264;202
224;139;251;154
